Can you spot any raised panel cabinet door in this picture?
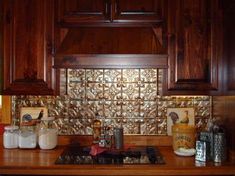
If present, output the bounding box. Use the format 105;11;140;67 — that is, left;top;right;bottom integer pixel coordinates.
56;0;110;25
2;0;55;95
167;0;223;93
112;0;163;23
224;1;235;94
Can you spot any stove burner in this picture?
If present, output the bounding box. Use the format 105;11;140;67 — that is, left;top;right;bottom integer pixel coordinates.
55;146;165;165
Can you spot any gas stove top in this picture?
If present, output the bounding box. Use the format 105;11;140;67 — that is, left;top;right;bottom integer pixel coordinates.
55;145;165;165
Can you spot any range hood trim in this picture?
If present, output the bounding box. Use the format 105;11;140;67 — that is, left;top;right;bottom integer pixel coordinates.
54;54;168;69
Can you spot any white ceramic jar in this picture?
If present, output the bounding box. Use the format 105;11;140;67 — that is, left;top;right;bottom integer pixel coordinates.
3;126;19;149
38;117;58;150
19;126;37;149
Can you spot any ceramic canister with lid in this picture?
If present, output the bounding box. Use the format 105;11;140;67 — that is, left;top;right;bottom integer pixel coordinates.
38;117;58;150
172;124;196;151
3;125;19;149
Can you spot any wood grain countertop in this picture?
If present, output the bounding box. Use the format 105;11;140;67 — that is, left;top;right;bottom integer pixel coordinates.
1;144;235;176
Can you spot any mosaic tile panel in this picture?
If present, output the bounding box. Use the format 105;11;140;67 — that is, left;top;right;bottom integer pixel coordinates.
12;69;212;135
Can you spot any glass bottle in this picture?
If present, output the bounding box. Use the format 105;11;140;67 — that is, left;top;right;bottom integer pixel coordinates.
38;117;58;150
19;125;37;149
3;125;19;149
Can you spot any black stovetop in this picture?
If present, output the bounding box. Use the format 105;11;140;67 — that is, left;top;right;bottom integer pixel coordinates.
55;145;165;165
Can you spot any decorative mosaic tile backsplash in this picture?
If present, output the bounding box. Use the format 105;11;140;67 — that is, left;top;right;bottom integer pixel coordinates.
12;69;211;135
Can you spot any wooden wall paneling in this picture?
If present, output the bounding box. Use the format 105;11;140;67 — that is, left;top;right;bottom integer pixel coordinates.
0;96;11;124
56;27;163;54
212;96;235;160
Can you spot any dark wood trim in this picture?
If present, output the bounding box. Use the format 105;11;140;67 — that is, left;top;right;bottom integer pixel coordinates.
58;21;163;28
2;80;55;95
0;0;3;94
54;54;168;69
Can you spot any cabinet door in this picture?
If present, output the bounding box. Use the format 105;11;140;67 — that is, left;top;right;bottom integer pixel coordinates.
2;0;55;95
57;0;109;25
167;0;222;94
224;1;235;94
112;0;163;23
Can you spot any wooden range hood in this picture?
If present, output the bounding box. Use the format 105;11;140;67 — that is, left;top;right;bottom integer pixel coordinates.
54;27;168;68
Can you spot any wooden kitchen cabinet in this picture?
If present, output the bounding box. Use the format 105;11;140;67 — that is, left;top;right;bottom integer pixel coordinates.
56;0;164;26
165;0;223;95
1;0;56;95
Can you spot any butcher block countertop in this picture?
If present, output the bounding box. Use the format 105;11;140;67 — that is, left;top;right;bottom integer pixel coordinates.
0;135;235;176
